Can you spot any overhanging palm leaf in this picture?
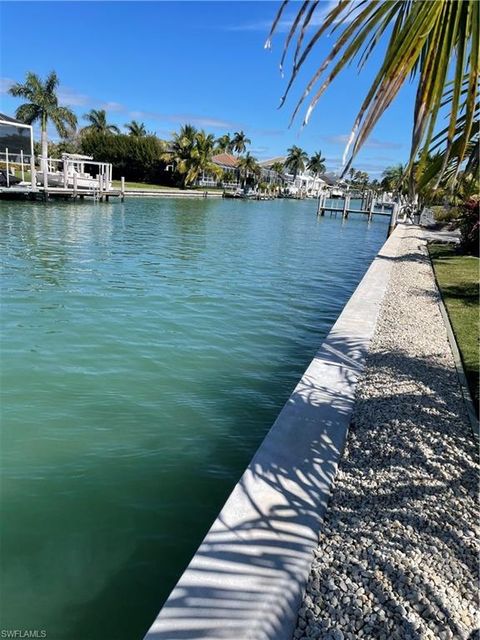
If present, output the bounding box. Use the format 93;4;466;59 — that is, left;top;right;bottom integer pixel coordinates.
269;0;479;188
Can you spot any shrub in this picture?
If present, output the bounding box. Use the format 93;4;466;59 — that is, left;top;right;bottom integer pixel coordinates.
431;205;459;223
456;198;479;256
79;131;169;184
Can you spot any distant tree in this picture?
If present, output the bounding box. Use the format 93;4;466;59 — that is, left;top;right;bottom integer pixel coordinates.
270;161;286;184
307;151;326;177
125;120;147;137
381;164;406;194
271;161;285;175
284;145;308;180
216;133;233;154
232;131;251;155
8;71;77;176
164;125;221;188
80;131;167;183
237;152;260;187
184;130;222;187
82;109;120;134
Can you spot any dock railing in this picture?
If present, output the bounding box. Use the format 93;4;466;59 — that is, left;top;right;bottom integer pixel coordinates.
0;149;36;189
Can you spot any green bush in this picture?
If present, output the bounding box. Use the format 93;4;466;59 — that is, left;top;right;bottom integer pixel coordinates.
431;205;459;223
456;198;479;256
79;131;170;184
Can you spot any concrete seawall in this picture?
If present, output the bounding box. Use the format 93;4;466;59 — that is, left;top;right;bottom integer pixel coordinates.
124;189;224;198
144;226;405;640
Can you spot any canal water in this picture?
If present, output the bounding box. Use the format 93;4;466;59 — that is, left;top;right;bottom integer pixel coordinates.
0;198;388;639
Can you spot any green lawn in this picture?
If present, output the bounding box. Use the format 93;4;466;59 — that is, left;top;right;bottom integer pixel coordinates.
112;181;224;192
429;243;479;411
112;180;179;191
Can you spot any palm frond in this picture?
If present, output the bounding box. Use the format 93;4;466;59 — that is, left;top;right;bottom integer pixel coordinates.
270;0;479;190
15;103;41;125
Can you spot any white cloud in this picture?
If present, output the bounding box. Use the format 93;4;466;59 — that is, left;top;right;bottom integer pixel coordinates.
128;110;239;130
0;77;14;95
99;101;125;113
322;134;402;150
229;1;358;34
58;87;90;107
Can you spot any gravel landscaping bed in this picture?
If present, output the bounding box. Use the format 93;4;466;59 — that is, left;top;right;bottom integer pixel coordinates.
293;227;479;640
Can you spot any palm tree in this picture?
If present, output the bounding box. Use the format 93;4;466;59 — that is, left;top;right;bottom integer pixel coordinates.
216;133;233;154
237;152;260;187
125;120;146;137
268;1;479;191
82;109;120;134
232;131;251;155
184;130;222;187
165;125;220;188
307;151;326;177
271;161;285;175
381;164;406;195
284;145;308;180
8;71;77;181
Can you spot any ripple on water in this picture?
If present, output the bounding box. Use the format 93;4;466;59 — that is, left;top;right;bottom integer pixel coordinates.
0;197;389;640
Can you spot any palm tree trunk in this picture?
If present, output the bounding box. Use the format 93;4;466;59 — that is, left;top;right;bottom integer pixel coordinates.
41;114;48;187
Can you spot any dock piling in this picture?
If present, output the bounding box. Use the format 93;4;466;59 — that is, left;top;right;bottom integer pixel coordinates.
5;148;9;188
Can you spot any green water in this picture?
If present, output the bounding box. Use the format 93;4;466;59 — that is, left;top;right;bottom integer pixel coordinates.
0;198;388;639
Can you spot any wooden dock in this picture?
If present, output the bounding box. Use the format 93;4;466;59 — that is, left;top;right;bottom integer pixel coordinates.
316;193;394;220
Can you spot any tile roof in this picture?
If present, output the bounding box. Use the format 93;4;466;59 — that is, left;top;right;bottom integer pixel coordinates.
259;156;286;168
212;153;238;168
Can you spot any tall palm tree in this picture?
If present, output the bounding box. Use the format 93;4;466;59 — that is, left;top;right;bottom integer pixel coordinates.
268;0;479;191
284;145;308;180
307;151;326;177
232;131;251;155
125;120;146;137
8;71;77;180
237;152;260;187
216;133;233;154
82;109;120;134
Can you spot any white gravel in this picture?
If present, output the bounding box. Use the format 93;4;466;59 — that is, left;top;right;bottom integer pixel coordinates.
293;227;479;640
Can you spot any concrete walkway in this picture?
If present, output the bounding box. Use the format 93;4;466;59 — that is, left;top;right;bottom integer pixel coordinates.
293;227;479;640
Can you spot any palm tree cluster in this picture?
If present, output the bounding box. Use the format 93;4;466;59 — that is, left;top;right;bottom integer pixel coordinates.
283;146;326;181
8;70;375;193
164;124;221;188
214;131;252;155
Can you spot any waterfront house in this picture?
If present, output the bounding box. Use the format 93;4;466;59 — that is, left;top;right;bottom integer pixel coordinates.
261;156;329;198
197;153;240;188
0;113;35;185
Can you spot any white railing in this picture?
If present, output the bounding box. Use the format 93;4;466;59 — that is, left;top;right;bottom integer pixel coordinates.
0;149;36;188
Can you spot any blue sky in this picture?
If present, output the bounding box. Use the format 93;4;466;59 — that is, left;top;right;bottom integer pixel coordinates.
0;1;416;176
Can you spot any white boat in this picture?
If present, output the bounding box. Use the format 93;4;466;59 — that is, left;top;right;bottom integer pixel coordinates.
37;153;112;190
